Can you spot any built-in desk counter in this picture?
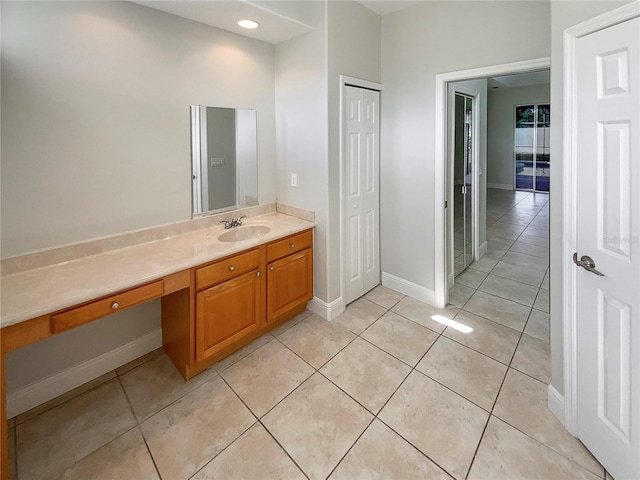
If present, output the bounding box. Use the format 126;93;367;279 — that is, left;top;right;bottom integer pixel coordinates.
0;210;315;480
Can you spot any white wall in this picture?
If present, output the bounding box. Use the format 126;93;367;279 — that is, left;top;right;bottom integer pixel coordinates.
327;1;381;304
274;2;329;301
2;1;276;395
548;0;632;398
487;84;550;189
381;1;550;299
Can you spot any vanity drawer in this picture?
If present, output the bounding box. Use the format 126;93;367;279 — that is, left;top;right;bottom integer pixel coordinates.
51;280;165;334
267;230;312;263
196;248;261;290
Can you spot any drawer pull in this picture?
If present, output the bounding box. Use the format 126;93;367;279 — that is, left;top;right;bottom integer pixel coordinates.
290;243;295;248
111;302;119;310
257;271;261;277
270;266;275;271
229;265;235;271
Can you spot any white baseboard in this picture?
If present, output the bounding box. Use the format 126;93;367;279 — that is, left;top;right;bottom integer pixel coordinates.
479;241;488;258
7;329;162;418
487;183;513;190
547;384;565;425
382;272;436;306
308;296;344;321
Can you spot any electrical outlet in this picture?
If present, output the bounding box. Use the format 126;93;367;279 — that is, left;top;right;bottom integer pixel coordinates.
291;173;298;187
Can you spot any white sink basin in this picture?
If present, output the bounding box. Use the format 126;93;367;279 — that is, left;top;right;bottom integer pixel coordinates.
218;225;271;242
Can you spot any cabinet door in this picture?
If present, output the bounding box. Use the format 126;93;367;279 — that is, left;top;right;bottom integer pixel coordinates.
267;248;313;322
195;269;261;362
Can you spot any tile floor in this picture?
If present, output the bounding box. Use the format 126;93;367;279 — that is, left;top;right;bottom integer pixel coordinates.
7;190;612;480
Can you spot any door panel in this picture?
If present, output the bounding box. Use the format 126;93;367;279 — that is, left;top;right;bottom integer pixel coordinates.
575;16;639;480
344;86;380;304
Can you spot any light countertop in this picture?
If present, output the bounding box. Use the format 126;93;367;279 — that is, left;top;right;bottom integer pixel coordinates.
1;212;314;328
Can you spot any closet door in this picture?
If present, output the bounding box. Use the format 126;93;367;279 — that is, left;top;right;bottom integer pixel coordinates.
344;86;380;305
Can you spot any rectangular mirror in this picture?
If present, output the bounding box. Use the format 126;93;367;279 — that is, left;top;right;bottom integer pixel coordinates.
191;105;258;216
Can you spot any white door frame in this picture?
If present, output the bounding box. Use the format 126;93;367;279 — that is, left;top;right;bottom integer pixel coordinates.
561;1;640;436
434;57;551;308
448;85;480;288
339;75;384;315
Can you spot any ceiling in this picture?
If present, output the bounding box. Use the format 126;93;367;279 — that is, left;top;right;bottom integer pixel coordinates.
488;70;550;90
131;1;315;44
356;0;421;16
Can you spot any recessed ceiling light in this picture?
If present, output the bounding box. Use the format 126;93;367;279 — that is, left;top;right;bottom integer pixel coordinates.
238;19;259;29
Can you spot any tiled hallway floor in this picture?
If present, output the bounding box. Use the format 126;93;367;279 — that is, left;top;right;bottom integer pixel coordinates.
8;190;609;480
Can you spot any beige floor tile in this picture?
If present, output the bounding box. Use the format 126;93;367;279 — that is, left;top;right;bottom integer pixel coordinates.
142;375;256;480
361;311;439;366
448;283;475;307
15;371;117;425
541;270;550;290
191;423;305;480
364;285;405;309
379;371;488;480
334;298;387;334
115;347;165;376
213;333;275;372
534;288;550;313
321;338;411;414
391;296;459;334
468;256;499;273
502;251;549;272
221;339;314;417
464;290;531;331
469;417;600;480
508;241;549;259
486;237;515;253
493;369;603;476
491;260;545;287
456;268;489;289
442;310;520;364
330;419;449;480
17;378;136;480
478;274;540;307
416;336;507;411
511;333;551;382
524;308;550;343
8;427;16;480
517;232;549;248
487;223;526;241
58;427;159;480
262;373;372;480
119;353;218;421
278;314;356;369
269;309;313;338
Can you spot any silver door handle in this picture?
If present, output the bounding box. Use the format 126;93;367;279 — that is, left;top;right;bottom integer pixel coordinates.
573;253;604;276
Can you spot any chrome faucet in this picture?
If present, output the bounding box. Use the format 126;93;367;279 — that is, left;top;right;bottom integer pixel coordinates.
221;215;246;229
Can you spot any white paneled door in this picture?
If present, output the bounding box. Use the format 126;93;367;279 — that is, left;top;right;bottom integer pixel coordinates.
343;86;380;305
575;16;639;480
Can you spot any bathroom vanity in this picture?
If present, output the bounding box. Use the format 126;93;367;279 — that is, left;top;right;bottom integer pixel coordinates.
0;209;314;479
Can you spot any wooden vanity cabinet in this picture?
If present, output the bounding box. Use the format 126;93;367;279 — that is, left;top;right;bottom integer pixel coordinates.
266;230;314;323
194;247;265;363
163;228;313;380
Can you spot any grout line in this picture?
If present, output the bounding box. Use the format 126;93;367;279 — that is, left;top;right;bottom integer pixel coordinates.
115;374;164;480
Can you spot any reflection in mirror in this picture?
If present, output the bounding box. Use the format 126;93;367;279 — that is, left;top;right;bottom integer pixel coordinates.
191;106;258;216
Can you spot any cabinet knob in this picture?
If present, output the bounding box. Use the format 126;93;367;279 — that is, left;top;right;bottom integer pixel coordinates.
229;265;235;271
111;301;119;310
269;266;275;271
256;271;261;277
290;243;295;248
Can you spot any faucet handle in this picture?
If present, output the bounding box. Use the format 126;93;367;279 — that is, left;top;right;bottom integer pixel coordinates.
220;219;231;229
236;215;246;226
